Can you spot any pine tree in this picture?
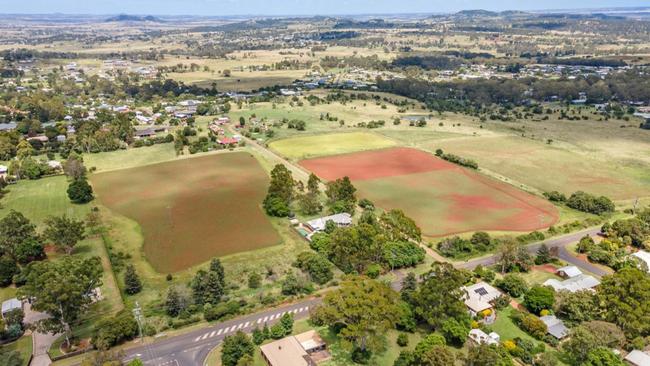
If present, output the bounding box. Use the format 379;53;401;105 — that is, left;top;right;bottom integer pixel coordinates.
279;312;294;335
299;173;322;215
165;287;182;317
535;244;552;265
124;264;142;295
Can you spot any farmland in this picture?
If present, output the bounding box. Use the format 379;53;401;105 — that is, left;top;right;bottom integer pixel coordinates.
91;152;282;273
301;147;558;237
268;132;396;160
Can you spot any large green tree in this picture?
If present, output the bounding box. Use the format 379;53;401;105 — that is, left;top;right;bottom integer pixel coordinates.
412;263;470;328
67;177;94;204
221;331;254;366
598;268;650;338
43;215;86;255
379;209;421;242
325;176;357;214
312;276;401;353
0;210;43;264
263;164;295;217
19;256;103;347
191;258;225;306
523;285;555;315
299;173;322;215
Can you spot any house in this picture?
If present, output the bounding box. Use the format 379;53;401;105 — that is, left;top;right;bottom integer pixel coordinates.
468;329;500;345
305;213;352;232
543;274;600;293
625;350;650;366
461;282;502;322
557;265;583;278
1;298;23;319
260;331;327;366
27;135;49;143
217;137;239;145
0;122;17;131
631;251;650;273
0;165;8;178
540;315;569;339
47;160;62;170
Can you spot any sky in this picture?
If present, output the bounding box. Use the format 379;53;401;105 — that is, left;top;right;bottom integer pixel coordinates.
3;0;649;16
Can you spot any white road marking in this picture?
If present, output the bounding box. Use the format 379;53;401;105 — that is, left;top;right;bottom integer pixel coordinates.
217;329;223;335
257;318;262;324
244;321;250;327
262;316;269;322
223;326;230;333
237;323;243;329
194;335;202;342
201;333;209;340
209;331;216;337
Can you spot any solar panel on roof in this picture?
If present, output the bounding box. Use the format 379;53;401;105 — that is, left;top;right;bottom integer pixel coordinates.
474;287;488;296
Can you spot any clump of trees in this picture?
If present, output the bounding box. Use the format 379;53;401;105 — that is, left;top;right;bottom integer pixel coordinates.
435;148;478;169
545;190;615;215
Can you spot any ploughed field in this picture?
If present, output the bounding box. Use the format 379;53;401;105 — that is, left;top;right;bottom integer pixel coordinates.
92;152;281;273
300;147;559;237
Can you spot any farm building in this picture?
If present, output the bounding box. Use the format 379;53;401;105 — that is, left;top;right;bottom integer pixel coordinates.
461;281;502;322
305;213;352;232
217;137;239;145
134;128;156;139
543;274;600;293
631;251;650;273
260;330;327;366
540;315;568;339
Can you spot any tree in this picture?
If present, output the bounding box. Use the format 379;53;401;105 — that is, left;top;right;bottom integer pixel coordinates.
191;259;225;306
221;331;254;366
523;285;555;315
18;256;102;347
497;238;532;273
419;345;456;366
562;326;604;365
294;251;333;285
43;215;85;255
598;268;650;338
441;318;470;346
583;347;625;366
325;176;357;214
400;272;417;303
16;140;33;159
263;164;295;217
553;290;598;323
380;209;422;242
0;256;19;287
535;244;553;265
312;276;401;353
67;177;94;204
495;274;528;298
124;264;142;295
63;153;86;179
413;263;470;328
0;210;43;264
92;310;139;350
247;272;261;289
0;349;22;366
299;173;322;215
279;312;294;335
465;344;513;366
327;224;383;274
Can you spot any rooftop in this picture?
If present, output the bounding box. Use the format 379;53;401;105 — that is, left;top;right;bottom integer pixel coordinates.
260;335;311;366
543;274;600;293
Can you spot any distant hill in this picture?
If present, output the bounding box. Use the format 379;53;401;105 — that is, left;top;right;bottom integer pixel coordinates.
456;10;499;17
105;14;163;22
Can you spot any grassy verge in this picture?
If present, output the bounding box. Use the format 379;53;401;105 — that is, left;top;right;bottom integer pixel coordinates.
0;335;33;366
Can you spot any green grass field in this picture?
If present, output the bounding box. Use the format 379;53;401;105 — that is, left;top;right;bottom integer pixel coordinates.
91;152;282;273
0;335;33;366
269;132;397;160
83;143;177;173
491;306;536;343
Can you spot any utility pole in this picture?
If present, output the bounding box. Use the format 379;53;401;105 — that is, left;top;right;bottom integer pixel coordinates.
133;301;144;342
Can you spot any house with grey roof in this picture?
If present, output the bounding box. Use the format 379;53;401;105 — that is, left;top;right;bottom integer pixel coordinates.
540;315;569;339
557;265;583;278
305;213;352;233
544;274;600;293
461;281;502;323
625;350;650;366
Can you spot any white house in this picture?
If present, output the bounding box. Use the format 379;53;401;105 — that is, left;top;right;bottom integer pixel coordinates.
462;282;502;321
625;350;650;366
544;274;600;293
1;298;23;319
557;265;583;278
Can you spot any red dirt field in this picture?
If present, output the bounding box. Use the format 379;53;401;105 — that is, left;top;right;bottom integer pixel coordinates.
299;147;454;181
91;152;282;273
300;147;559;236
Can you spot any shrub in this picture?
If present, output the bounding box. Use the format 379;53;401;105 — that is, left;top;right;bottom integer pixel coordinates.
397;333;409;347
566;191;615;215
365;264;382;279
294;251;333;285
67;177;94;203
524;286;555;315
496;274;529;298
92;311;138;350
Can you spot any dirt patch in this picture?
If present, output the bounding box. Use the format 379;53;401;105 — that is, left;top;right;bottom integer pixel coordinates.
92;152;282;273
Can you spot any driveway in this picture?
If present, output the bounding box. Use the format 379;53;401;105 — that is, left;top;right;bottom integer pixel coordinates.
24;302;59;366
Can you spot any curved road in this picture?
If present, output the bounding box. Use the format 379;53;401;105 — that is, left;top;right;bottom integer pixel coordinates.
102;227;606;366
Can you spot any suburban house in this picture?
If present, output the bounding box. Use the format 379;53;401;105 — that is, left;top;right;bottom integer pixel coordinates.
217;137;239;145
543;271;600;293
134;128;156;139
631;250;650;273
305;213;352;233
461;281;502;323
1;298;23;319
468;329;500;346
260;330;328;366
540;315;569;339
625;350;650;366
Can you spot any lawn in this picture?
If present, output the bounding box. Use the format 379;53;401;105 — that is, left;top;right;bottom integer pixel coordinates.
0;176;91;224
491;306;536;343
269;132;397;160
91;152;282;273
301;147;558;237
0;335;33;366
82;143;177;173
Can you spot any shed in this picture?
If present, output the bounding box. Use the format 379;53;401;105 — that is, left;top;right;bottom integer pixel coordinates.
557;265;582;278
540;315;568;339
1;298;23;318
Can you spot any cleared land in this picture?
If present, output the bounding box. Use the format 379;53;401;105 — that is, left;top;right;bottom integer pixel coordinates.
301;147;558;237
91;152;281;273
269;132;397;160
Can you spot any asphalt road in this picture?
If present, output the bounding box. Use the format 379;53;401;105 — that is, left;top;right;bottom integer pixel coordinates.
108;227;606;366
